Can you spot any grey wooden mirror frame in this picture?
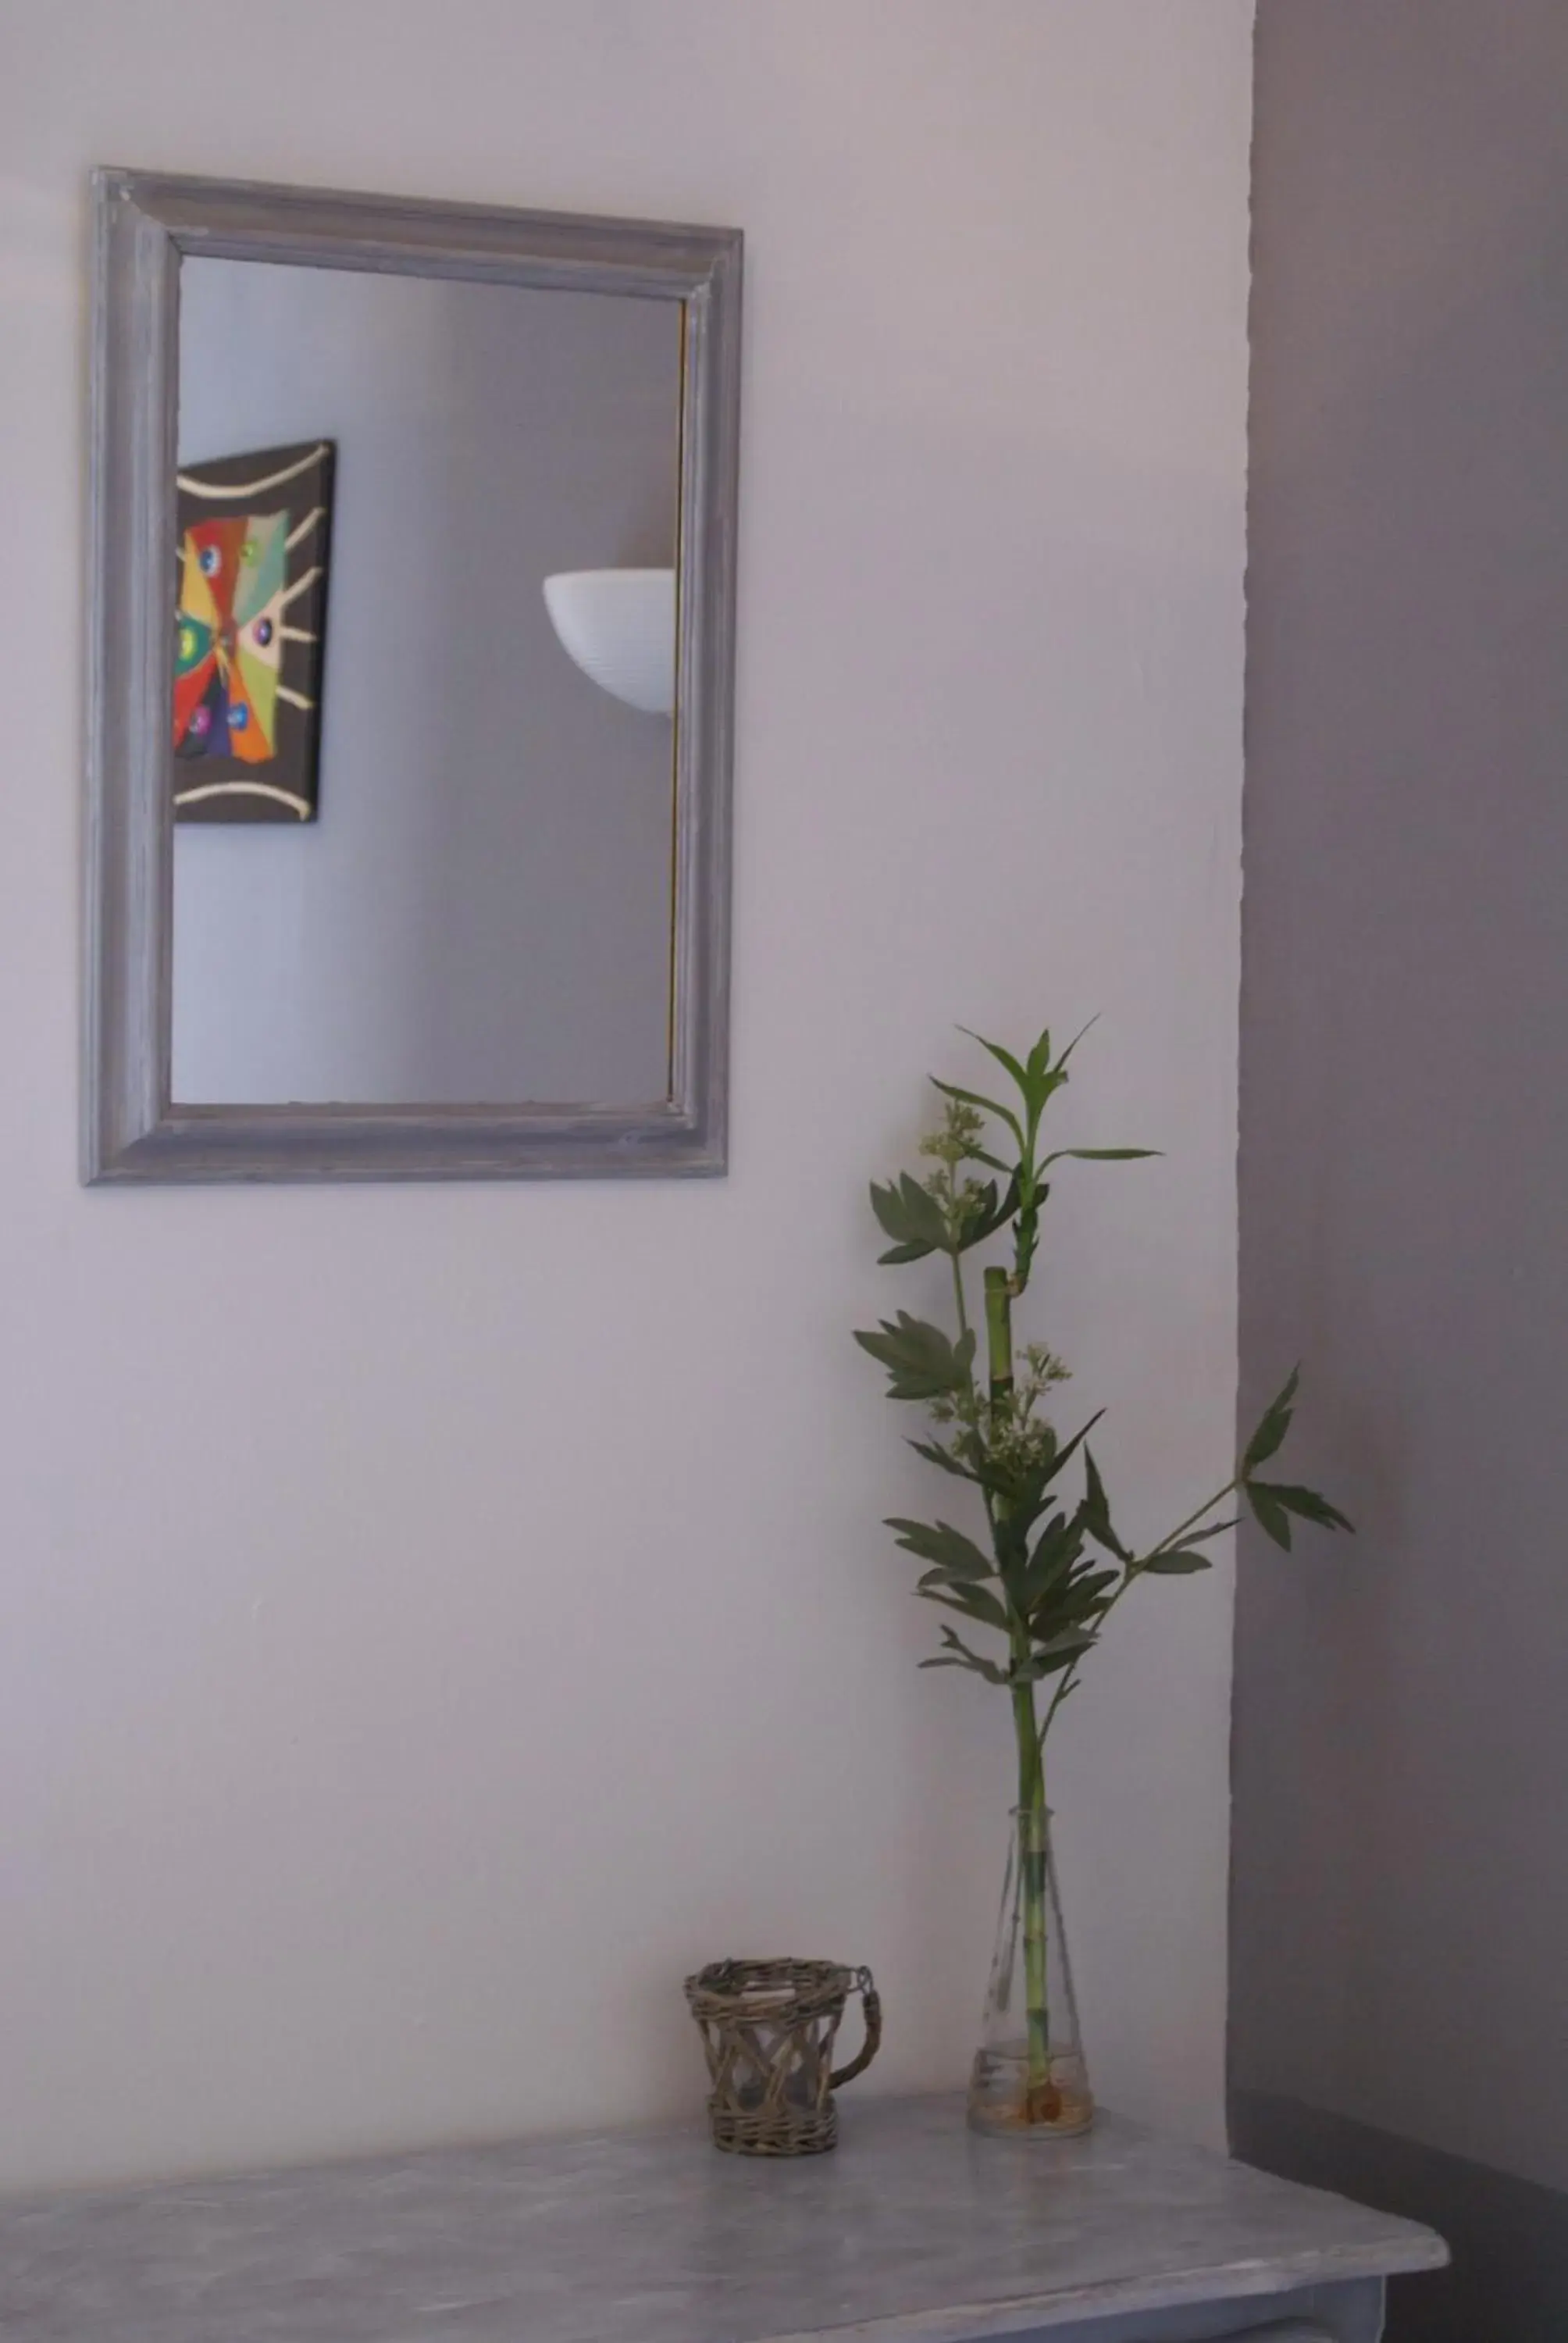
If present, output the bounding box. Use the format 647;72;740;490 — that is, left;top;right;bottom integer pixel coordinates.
84;168;741;1184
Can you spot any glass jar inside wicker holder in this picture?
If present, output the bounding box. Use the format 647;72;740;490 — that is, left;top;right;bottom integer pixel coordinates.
683;1958;882;2156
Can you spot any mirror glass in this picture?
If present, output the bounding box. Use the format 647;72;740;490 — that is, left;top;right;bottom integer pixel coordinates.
170;257;682;1108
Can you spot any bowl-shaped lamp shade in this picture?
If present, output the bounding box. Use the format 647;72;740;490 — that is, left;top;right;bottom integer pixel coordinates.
541;569;676;718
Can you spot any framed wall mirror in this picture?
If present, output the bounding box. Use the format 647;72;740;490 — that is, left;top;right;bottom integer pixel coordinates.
84;169;741;1182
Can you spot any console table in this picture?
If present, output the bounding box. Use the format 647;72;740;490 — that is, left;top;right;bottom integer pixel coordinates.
0;2092;1445;2341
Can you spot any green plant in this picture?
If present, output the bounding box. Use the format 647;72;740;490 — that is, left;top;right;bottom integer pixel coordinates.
854;1021;1349;2127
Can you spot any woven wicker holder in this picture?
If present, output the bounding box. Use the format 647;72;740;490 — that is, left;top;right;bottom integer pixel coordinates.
684;1958;882;2156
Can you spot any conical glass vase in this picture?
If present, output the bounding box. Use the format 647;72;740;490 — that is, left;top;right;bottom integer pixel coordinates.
967;1803;1093;2139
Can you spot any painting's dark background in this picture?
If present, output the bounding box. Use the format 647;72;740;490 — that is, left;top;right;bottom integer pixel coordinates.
172;439;333;823
1235;4;1568;2334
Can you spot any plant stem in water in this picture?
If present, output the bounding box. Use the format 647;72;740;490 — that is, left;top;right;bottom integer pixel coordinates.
1011;1681;1058;2124
992;1265;1055;2123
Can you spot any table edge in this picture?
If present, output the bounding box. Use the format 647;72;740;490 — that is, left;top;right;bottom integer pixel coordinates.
750;2226;1451;2343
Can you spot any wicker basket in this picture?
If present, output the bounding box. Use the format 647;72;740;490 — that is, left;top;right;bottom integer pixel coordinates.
683;1957;882;2156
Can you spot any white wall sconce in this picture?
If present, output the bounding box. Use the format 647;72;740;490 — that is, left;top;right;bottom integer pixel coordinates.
542;569;675;717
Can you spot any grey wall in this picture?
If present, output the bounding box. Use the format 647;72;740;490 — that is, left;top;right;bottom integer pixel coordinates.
173;262;679;1106
1235;6;1568;2336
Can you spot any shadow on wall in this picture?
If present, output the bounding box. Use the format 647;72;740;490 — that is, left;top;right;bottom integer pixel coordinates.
1233;2093;1568;2343
1236;4;1568;2338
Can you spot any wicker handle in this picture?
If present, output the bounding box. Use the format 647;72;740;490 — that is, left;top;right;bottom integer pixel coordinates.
829;1967;882;2090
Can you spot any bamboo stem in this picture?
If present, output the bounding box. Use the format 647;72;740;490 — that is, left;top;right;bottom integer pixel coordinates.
950;1247;971;1347
983;1267;1014;1407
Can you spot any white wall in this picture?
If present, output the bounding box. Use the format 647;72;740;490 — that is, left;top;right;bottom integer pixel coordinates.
0;0;1253;2188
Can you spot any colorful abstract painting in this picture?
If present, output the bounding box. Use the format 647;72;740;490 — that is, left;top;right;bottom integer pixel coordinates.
172;440;334;823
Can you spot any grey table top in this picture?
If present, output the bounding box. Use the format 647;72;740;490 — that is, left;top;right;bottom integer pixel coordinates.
0;2093;1445;2343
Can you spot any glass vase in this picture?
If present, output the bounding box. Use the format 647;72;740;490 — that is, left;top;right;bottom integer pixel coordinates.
967;1803;1093;2138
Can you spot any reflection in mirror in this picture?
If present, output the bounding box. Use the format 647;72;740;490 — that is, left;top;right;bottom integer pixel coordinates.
171;259;682;1109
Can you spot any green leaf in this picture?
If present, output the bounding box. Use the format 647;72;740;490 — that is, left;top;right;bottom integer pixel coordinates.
906;1438;982;1484
1025;1027;1053;1082
1039;1147;1159;1167
956;1173;1021;1254
921;1625;1009;1685
1010;1627;1099;1682
1025;1506;1071;1562
1081;1449;1128;1560
1021;1510;1084;1610
1039;1408;1105;1489
869;1172;951;1263
914;1558;999;1592
898;1171;952;1246
1054;1015;1099;1069
868;1179;907;1241
958;1028;1031;1096
886;1517;993;1581
1025;1066;1069;1117
1249;1481;1353;1535
962;1028;1060;1136
918;1581;1013;1634
1140;1548;1213;1574
966;1450;1039;1511
1246;1483;1295;1550
928;1076;1024;1152
1034;1624;1100;1660
1242;1366;1300;1473
989;1508;1032;1586
854;1313;976;1402
985;1410;1103;1548
1171;1514;1241;1546
1050;1566;1119;1619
